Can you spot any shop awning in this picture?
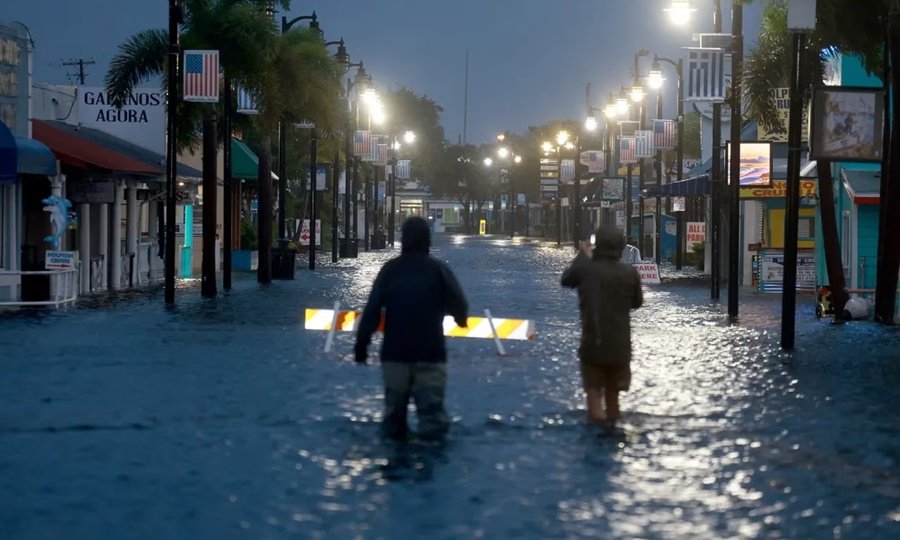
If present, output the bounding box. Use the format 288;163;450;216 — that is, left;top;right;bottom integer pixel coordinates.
652;174;711;196
33;119;162;175
0;121;58;184
232;138;278;181
841;168;880;205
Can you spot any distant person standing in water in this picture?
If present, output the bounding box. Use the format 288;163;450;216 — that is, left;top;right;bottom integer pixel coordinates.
355;217;469;441
561;226;643;430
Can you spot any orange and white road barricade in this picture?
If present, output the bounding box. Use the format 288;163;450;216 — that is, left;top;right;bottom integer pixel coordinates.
304;307;535;355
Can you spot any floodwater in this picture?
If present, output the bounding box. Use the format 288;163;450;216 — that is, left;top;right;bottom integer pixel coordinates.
1;235;899;539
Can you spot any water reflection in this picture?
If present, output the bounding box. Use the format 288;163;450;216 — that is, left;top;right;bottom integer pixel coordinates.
1;236;899;538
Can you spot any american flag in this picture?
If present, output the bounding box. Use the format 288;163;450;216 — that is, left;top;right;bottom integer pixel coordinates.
635;130;655;158
183;50;219;103
686;48;727;102
236;84;257;115
619;136;637;164
376;143;389;166
585;151;605;173
653;119;677;150
353;130;371;157
396;159;411;179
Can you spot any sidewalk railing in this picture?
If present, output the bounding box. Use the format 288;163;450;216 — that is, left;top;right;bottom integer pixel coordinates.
0;268;79;308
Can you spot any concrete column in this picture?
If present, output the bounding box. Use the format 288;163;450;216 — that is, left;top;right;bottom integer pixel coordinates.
79;203;90;293
98;202;109;290
126;181;138;287
110;180;124;290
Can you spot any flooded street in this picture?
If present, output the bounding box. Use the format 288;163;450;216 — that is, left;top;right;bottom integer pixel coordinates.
2;235;899;539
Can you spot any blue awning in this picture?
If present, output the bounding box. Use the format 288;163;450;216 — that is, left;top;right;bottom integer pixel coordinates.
15;136;58;176
0;120;15;185
652;174;711;196
0;120;58;184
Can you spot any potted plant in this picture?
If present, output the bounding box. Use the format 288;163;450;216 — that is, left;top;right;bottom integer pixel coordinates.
233;221;259;271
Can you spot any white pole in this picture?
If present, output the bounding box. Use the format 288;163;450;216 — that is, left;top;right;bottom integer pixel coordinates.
484;308;506;356
324;301;341;353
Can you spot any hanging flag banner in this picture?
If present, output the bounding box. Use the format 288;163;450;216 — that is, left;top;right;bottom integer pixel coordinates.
619;120;639;137
653;119;677;150
375;143;389;166
560;158;576;181
353;130;371;157
619;137;637;164
685;47;727;102
235;85;258;114
183;50;220;103
635;130;655;158
396;159;411;179
581;151;605;173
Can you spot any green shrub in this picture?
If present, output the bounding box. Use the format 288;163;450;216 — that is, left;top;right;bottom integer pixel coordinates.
239;221;258;250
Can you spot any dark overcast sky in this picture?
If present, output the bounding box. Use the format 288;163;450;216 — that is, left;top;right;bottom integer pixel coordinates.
6;0;763;145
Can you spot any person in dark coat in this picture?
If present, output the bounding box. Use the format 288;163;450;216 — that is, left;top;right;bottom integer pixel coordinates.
561;226;643;428
355;216;469;440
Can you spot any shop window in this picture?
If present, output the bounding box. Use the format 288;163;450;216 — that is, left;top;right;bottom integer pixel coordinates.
798;216;815;241
443;208;460;225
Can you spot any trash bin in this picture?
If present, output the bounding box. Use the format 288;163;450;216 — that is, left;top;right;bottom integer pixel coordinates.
371;229;386;250
339;239;359;258
271;248;297;280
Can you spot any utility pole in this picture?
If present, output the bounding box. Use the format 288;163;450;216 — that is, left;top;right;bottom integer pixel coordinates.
62;58;95;85
164;0;181;306
727;1;744;318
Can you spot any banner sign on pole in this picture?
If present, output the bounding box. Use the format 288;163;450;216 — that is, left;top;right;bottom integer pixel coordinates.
183;50;220;103
396;159;411;179
619;137;637;164
685;47;727;102
560;159;575;181
635;130;655;158
236;85;258;114
653;119;677;150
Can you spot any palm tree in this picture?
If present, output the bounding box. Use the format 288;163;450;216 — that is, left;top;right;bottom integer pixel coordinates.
744;0;896;321
105;1;340;286
238;26;342;282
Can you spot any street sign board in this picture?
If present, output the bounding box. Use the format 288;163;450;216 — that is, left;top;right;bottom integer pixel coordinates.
298;219;322;246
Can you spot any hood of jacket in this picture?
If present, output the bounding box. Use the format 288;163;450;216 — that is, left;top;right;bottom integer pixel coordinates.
592;226;624;260
401;216;431;254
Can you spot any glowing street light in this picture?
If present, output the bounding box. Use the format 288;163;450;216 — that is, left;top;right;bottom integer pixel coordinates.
616;96;629;115
513;154;522;164
647;60;666;90
604;103;618;119
584;115;598;131
483;157;493;167
541;141;553;154
403;130;416;144
664;0;695;25
556;130;570;146
630;85;646;103
497;146;510;159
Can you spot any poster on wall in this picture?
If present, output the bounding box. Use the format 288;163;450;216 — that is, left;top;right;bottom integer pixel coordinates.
726;141;772;187
757;88;810;142
811;86;885;162
601;177;625;201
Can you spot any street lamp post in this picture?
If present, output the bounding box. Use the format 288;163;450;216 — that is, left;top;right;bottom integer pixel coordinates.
279;11;317;243
648;55;685;268
164;0;181;305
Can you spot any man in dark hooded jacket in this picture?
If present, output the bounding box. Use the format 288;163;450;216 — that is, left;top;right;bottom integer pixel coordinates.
561;226;643;428
355;216;469;440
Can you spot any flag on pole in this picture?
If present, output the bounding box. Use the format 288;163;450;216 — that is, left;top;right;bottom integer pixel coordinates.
353;130;371;157
635;130;654;158
620;136;637;164
236;85;258;114
560;158;575;181
376;143;389;166
653;119;677;150
396;159;411;179
183;50;219;103
582;151;605;173
686;48;727;102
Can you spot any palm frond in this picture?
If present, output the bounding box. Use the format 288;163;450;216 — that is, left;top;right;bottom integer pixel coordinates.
104;29;168;108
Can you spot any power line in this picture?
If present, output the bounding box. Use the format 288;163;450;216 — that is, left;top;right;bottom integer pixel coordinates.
62;58;95;85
